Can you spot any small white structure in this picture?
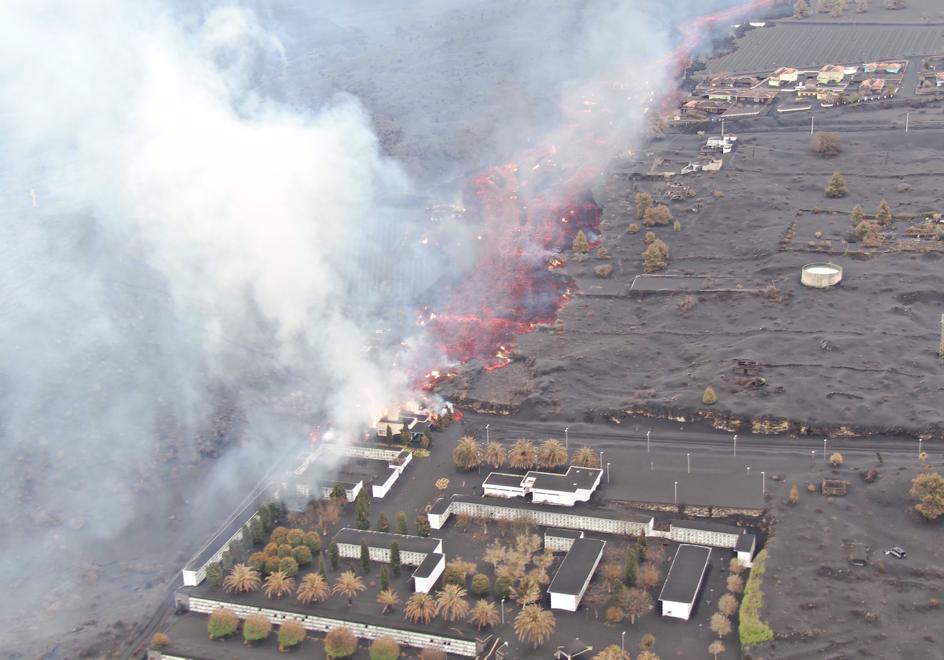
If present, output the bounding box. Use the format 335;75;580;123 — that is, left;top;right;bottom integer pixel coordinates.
548;538;606;612
411;552;445;594
736;532;757;568
481;466;603;507
801;262;843;288
670;519;742;548
659;544;711;620
705;134;737;154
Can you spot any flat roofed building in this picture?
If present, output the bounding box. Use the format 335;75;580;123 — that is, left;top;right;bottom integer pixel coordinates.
659;544;712;620
482;472;527;498
548;538;606;612
428;495;654;537
411;552;445;594
333;528;442;567
545;528;585;553
670;519;743;548
482;466;603;507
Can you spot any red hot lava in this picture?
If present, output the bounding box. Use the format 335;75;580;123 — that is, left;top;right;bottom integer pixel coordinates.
423;0;781;383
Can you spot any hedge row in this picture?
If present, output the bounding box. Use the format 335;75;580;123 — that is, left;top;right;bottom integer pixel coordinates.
739;549;774;648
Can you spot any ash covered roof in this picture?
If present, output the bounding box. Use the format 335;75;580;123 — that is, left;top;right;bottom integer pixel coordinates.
547;538;606;596
659;544;711;605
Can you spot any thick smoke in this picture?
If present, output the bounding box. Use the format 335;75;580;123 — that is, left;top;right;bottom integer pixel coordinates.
0;0;758;654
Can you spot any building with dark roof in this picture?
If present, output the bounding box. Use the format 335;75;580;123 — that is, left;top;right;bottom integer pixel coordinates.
411;552;445;594
659;544;712;620
333;528;443;568
670;519;744;548
548;538;606;612
545;528;585;552
481;466;603;506
427;494;653;537
736;532;757;568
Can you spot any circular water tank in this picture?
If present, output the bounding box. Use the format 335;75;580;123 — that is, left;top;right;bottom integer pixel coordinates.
801;262;842;288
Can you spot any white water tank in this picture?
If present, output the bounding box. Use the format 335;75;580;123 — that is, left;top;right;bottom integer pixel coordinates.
801;262;842;288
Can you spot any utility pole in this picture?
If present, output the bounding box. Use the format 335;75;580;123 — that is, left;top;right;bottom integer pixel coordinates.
606;462;611;484
674;481;678;506
485;424;489;444
733;434;737;457
905;112;910;133
687;452;691;474
647;429;651;453
564;427;569;450
823;438;827;463
721;118;725;139
762;470;766;494
919;437;923;461
810;114;815;135
810;449;815;469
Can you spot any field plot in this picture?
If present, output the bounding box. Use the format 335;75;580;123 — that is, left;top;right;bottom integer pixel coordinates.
708;24;944;73
449;125;944;437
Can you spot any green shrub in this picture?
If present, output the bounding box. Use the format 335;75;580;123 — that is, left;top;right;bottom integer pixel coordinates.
471;573;490;596
324;626;357;658
369;635;401;660
279;556;299;577
248;552;267;573
277;543;293;558
293;545;313;566
207;608;238;639
304;531;322;553
738;549;774;648
264;556;281;574
278;620;306;650
286;529;305;546
205;562;224;589
242;614;272;644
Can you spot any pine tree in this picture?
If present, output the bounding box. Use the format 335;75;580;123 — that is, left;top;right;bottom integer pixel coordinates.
400;424;412;446
319;554;328;578
572;230;590;254
702;386;718;405
360;541;371;572
390;543;401;576
377;513;390;532
876;199;893;225
623;548;638;586
380;566;390;590
395;511;408;535
329;541;340;571
415;515;431;537
205;562;224;589
825;171;848;198
850;204;864;225
636;534;648;562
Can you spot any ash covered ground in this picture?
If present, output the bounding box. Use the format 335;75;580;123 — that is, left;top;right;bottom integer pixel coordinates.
445;105;944;438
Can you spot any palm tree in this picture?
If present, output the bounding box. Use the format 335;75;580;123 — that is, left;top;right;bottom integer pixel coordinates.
537;439;568;470
508;439;537;470
483;441;506;468
453;436;482;471
592;646;630;660
435;584;470;621
404;593;436;624
222;564;261;594
571;446;599;468
332;570;366;606
514;604;556;648
467;599;499;631
377;588;400;614
296;572;330;605
263;571;295;599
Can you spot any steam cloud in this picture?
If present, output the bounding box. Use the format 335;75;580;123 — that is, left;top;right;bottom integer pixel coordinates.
0;0;751;654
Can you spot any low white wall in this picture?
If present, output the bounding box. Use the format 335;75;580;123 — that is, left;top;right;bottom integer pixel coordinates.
186;596;476;656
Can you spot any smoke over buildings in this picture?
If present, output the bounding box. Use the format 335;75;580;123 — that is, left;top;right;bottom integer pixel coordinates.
0;0;747;654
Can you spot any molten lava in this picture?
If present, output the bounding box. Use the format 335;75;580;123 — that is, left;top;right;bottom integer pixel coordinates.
423;0;781;384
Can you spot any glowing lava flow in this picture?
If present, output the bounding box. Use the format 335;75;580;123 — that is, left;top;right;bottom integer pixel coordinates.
424;0;782;385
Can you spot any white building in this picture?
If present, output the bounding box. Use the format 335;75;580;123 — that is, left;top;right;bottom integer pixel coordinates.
670;519;751;548
411;552;445;594
736;532;757;568
545;528;585;553
428;495;654;537
333;528;443;567
481;466;603;506
659;544;712;620
548;538;606;612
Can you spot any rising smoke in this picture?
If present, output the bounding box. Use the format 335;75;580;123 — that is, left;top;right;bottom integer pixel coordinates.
0;0;752;654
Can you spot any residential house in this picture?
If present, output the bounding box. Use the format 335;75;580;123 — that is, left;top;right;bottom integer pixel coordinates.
817;65;845;85
768;66;798;87
859;78;887;95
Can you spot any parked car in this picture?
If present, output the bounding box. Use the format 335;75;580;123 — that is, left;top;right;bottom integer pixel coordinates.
884;547;907;559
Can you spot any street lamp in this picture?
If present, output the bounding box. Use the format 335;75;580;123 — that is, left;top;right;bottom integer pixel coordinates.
599;450;604;469
761;470;766;494
919;437;923;460
485;423;490;444
823;438;827;463
687;452;691;474
607;462;611;484
564;427;569;450
733;433;737;457
810;449;815;469
500;598;505;624
621;631;626;652
647;429;651;453
674;480;678;506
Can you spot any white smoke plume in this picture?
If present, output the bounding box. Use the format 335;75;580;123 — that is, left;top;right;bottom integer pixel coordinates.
0;0;766;654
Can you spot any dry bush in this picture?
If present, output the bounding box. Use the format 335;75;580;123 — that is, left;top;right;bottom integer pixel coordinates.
150;633;170;649
712;190;725;198
896;182;912;193
678;295;696;312
594;264;614;279
596;246;610;259
811;132;842;157
862;468;880;483
627;223;640;234
643;204;673;226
